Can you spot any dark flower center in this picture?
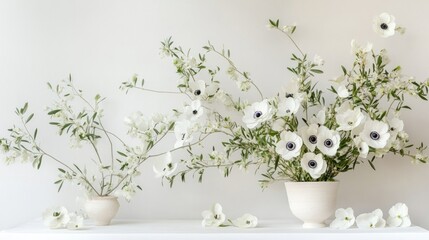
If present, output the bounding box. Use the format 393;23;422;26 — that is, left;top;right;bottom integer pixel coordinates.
370;131;380;140
286;93;294;98
308;160;317;169
246;220;251;225
254;111;263;118
194;89;202;96
286;142;296;151
167;163;173;169
390;127;395;131
53;212;60;217
380;23;388;30
192;110;198;115
309;135;317;144
214;214;220;219
324;139;333;148
286;109;291;113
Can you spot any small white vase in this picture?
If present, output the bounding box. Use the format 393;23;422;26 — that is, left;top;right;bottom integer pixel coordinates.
85;196;120;226
285;181;339;228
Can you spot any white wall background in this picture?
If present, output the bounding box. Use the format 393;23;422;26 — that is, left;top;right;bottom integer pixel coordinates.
1;0;429;230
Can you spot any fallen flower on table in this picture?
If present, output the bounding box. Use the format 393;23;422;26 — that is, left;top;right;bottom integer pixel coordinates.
201;203;226;227
43;206;84;230
43;206;70;229
232;214;258;228
329;207;355;229
356;209;386;229
387;203;411;228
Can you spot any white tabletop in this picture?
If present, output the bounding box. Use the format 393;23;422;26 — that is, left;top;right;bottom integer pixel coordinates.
1;219;428;240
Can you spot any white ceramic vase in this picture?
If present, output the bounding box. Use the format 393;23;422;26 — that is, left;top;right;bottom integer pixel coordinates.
285;181;339;228
85;196;120;226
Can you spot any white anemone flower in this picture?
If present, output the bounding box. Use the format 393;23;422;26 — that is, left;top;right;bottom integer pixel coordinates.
242;99;273;129
387;203;411;228
373;13;396;38
174;120;194;148
277;97;300;117
43;206;71;229
330;208;356;229
66;212;84;230
300;152;327;179
189;80;206;98
233;214;258;228
360;120;390;149
353;137;369;158
388;117;404;134
202;203;226;227
299;124;319;152
336;85;350;98
310;109;326;125
153;152;177;178
356;209;386;229
336;107;365;131
275;131;303;160
317;126;340;156
184;100;204;122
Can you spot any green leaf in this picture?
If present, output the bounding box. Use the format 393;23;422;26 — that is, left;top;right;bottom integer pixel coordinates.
26;113;34;123
48;109;62;115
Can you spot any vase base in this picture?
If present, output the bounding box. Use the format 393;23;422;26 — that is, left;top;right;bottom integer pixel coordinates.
302;223;326;228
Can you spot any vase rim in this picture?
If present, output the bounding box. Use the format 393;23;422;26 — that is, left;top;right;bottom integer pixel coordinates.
89;195;118;200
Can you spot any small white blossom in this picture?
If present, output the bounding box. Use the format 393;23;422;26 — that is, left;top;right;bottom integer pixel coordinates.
153;152;177;178
317;126;341;156
66;212;84;230
337;85;350;98
237;79;252;91
373;13;396;38
310;109;326;125
353;137;369;158
313;55;324;66
300;152;327;179
351;39;373;55
114;184;136;202
277;97;300;117
43;206;70;229
202;203;226;227
174;120;194;148
275;131;303;160
330;208;355;229
299;124;319;152
233;214;258;228
356;209;386;229
388;118;404;134
387;203;411;228
336;107;365;131
360;120;390;149
242;99;273;129
184;100;204;122
188;80;206;99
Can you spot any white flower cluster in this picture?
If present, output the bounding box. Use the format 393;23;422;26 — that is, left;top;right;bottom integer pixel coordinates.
43;206;84;230
201;203;257;228
330;203;411;229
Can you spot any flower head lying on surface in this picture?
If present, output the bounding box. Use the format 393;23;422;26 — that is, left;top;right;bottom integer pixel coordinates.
202;203;226;227
43;206;84;230
356;209;386;229
387;203;411;227
330;208;355;229
233;214;258;228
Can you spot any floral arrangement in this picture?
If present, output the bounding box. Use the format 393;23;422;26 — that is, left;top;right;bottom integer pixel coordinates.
121;13;429;187
0;77;155;200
